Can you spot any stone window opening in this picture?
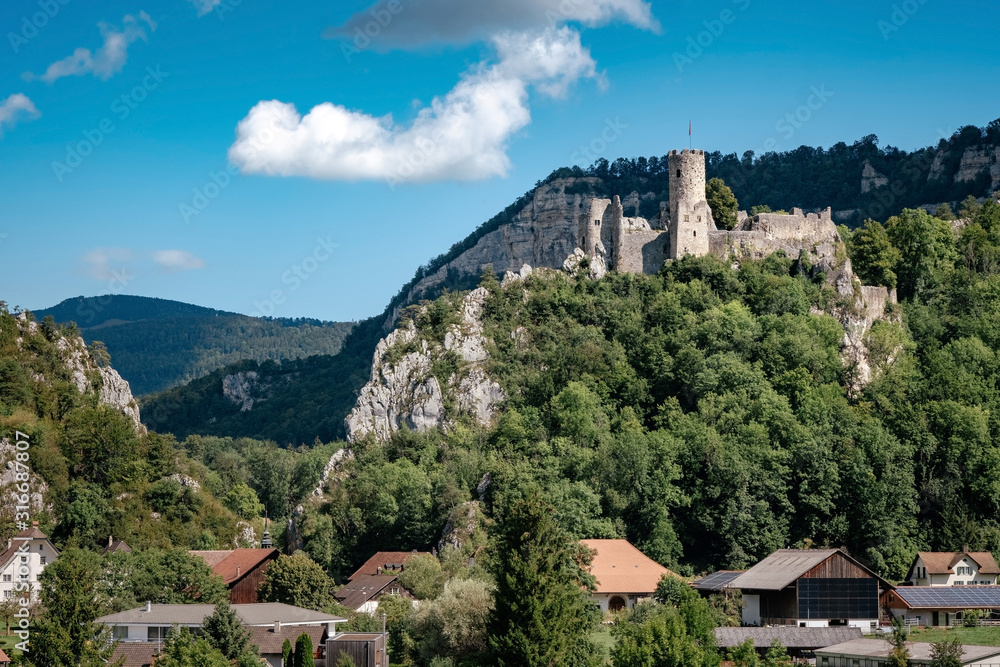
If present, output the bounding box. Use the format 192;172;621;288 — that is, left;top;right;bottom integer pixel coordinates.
676;169;681;177
684;215;690;222
693;231;696;237
594;219;600;226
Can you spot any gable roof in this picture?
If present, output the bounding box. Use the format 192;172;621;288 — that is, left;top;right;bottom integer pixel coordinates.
189;548;279;585
816;638;1000;664
714;626;862;649
913;551;1000;576
0;525;59;571
96;602;345;626
729;549;886;591
110;643;159;667
335;574;402;609
249;624;326;654
101;538;132;555
580;539;675;595
348;551;430;580
0;648;9;664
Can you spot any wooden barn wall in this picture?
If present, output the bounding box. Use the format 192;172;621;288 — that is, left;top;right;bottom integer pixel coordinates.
801;554;870;580
229;560;274;604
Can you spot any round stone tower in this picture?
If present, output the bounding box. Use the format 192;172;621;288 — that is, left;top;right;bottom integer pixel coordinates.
668;149;714;259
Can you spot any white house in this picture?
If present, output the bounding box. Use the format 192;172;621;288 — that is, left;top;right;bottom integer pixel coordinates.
580;539;676;613
906;551;1000;586
0;523;58;602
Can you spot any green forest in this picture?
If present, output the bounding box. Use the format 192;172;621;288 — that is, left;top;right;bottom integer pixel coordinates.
35;295;355;395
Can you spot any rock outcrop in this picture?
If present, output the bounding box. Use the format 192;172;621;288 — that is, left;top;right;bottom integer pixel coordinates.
347;287;505;443
15;313;144;432
221;370;295;412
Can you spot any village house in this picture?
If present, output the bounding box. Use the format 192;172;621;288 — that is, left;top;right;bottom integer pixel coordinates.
328;632;390;667
728;548;889;629
189;547;279;603
334;550;430;614
0;522;58;602
99;602;345;667
580;539;676;613
883;586;1000;627
815;638;1000;667
905;551;1000;586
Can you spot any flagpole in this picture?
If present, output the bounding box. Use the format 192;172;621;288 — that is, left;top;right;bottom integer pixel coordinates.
689;120;692;150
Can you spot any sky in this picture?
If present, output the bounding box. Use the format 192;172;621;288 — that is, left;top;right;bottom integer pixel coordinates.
1;0;998;322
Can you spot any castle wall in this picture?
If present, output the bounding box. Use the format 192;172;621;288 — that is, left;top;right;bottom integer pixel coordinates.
615;230;670;274
738;208;839;244
580;198;612;257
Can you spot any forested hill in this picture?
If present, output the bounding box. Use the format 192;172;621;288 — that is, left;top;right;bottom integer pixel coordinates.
34;295;355;395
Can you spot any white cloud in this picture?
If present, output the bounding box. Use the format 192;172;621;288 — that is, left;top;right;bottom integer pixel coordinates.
0;93;41;137
325;0;658;46
152;250;206;273
25;12;156;83
229;27;599;184
82;248;133;280
187;0;223;17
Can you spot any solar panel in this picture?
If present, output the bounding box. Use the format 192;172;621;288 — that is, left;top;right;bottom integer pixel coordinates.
693;570;744;590
896;586;1000;608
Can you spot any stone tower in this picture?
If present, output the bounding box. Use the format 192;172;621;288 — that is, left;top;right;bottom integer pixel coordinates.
668;149;714;259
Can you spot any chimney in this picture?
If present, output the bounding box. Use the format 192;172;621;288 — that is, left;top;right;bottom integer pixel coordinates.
274;620;281;633
236;566;241;578
31;521;38;527
109;535;114;548
145;601;152;613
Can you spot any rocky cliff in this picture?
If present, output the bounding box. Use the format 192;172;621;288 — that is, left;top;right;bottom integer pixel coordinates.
16;313;144;432
348;287;505;443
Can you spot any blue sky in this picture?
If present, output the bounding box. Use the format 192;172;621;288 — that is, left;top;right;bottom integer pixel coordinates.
2;0;998;322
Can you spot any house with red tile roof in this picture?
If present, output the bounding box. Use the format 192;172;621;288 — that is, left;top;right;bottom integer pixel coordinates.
189;548;279;603
580;539;677;613
906;551;1000;586
348;550;431;580
0;522;58;603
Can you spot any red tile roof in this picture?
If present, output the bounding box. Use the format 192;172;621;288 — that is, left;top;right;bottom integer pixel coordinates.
0;648;9;664
580;539;676;595
189;548;279;585
348;551;430;580
110;643;159;667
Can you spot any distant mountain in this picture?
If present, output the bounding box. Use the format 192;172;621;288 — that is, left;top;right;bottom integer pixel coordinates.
34;295;355;395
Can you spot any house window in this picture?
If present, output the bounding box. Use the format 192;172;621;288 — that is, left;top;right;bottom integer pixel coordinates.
113;626;128;640
3;591;10;599
2;575;10;582
40;557;46;565
148;626;170;641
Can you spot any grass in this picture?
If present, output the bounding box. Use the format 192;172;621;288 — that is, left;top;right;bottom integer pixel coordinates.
902;626;1000;646
0;633;22;655
591;625;616;664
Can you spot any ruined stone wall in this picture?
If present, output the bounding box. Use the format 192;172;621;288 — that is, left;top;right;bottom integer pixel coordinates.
615;229;670;273
581;198;612;256
668;149;714;259
737;207;840;244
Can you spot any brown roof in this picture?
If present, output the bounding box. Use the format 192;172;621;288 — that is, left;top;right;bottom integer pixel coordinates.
335;574;399;610
0;526;58;570
101;538;132;555
580;539;675;595
110;643;160;667
249;624;326;654
0;648;9;664
915;551;1000;576
348;551;430;580
730;548;889;592
189;548;279;585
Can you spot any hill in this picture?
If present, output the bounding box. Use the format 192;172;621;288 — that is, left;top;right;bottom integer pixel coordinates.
142;122;1000;445
34;295;355;395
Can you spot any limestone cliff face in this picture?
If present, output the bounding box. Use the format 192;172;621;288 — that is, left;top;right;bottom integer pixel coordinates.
221;370;296;412
348;287;505;443
928;144;1000;192
385;177;603;328
16;313;144;432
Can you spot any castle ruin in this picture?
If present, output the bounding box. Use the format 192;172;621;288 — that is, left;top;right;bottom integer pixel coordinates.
577;148;842;273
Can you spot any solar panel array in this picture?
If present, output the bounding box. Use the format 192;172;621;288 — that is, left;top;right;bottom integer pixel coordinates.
896;586;1000;608
693;570;744;590
799;578;878;619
